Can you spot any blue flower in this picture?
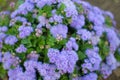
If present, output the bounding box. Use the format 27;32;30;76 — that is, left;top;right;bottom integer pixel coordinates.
77;29;92;41
16;44;27;53
71;15;85;29
4;35;18;45
50;24;68;40
18;25;33;38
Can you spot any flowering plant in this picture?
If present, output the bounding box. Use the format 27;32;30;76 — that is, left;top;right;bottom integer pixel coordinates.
0;0;120;80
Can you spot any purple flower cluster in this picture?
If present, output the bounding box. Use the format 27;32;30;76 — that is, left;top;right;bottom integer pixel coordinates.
0;32;6;40
93;25;104;37
11;1;34;18
71;15;85;29
105;28;120;52
18;25;33;38
100;53;119;79
81;72;98;80
9;60;60;80
2;52;19;70
27;51;39;61
1;0;120;80
37;63;60;80
48;48;78;73
77;29;92;41
0;52;2;62
63;0;78;18
50;24;68;40
0;26;8;32
8;66;36;80
49;14;63;23
73;72;98;80
66;37;78;51
82;48;102;73
16;44;27;53
4;35;18;45
90;35;100;46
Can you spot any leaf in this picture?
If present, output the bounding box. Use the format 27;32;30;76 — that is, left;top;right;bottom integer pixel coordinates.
0;64;7;79
60;74;69;80
105;16;113;27
21;38;31;45
0;15;10;26
80;42;93;52
98;39;110;60
75;3;84;13
42;5;52;18
59;3;66;11
115;49;120;62
77;51;86;60
56;3;66;15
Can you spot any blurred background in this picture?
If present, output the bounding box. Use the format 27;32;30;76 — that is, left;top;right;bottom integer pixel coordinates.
0;0;120;80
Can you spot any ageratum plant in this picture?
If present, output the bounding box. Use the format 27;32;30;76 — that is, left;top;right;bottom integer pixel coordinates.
0;0;120;80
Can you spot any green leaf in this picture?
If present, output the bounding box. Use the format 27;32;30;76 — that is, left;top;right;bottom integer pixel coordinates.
115;49;120;62
56;3;66;15
80;42;93;52
15;0;24;9
42;5;52;18
98;40;110;60
0;64;7;79
0;15;10;26
105;16;113;27
60;74;69;80
77;51;86;60
21;38;31;45
75;3;84;13
46;34;56;47
59;3;66;11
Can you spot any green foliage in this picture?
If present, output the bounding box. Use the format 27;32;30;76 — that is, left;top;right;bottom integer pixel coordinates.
105;16;113;27
98;33;110;60
60;74;69;80
6;25;19;35
0;0;7;11
56;3;66;15
78;40;93;52
75;3;84;13
0;64;7;79
15;0;24;9
115;49;120;62
38;5;52;18
77;51;86;60
0;15;10;26
46;33;56;47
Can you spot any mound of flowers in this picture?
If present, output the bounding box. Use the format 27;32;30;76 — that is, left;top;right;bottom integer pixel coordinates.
0;0;120;80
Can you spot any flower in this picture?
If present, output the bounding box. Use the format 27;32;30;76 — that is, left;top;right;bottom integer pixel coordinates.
81;72;98;80
77;29;92;41
71;15;85;29
48;48;78;73
0;26;8;32
50;24;68;39
2;52;19;70
18;25;33;38
66;37;78;51
36;63;60;80
16;44;27;53
4;35;18;45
